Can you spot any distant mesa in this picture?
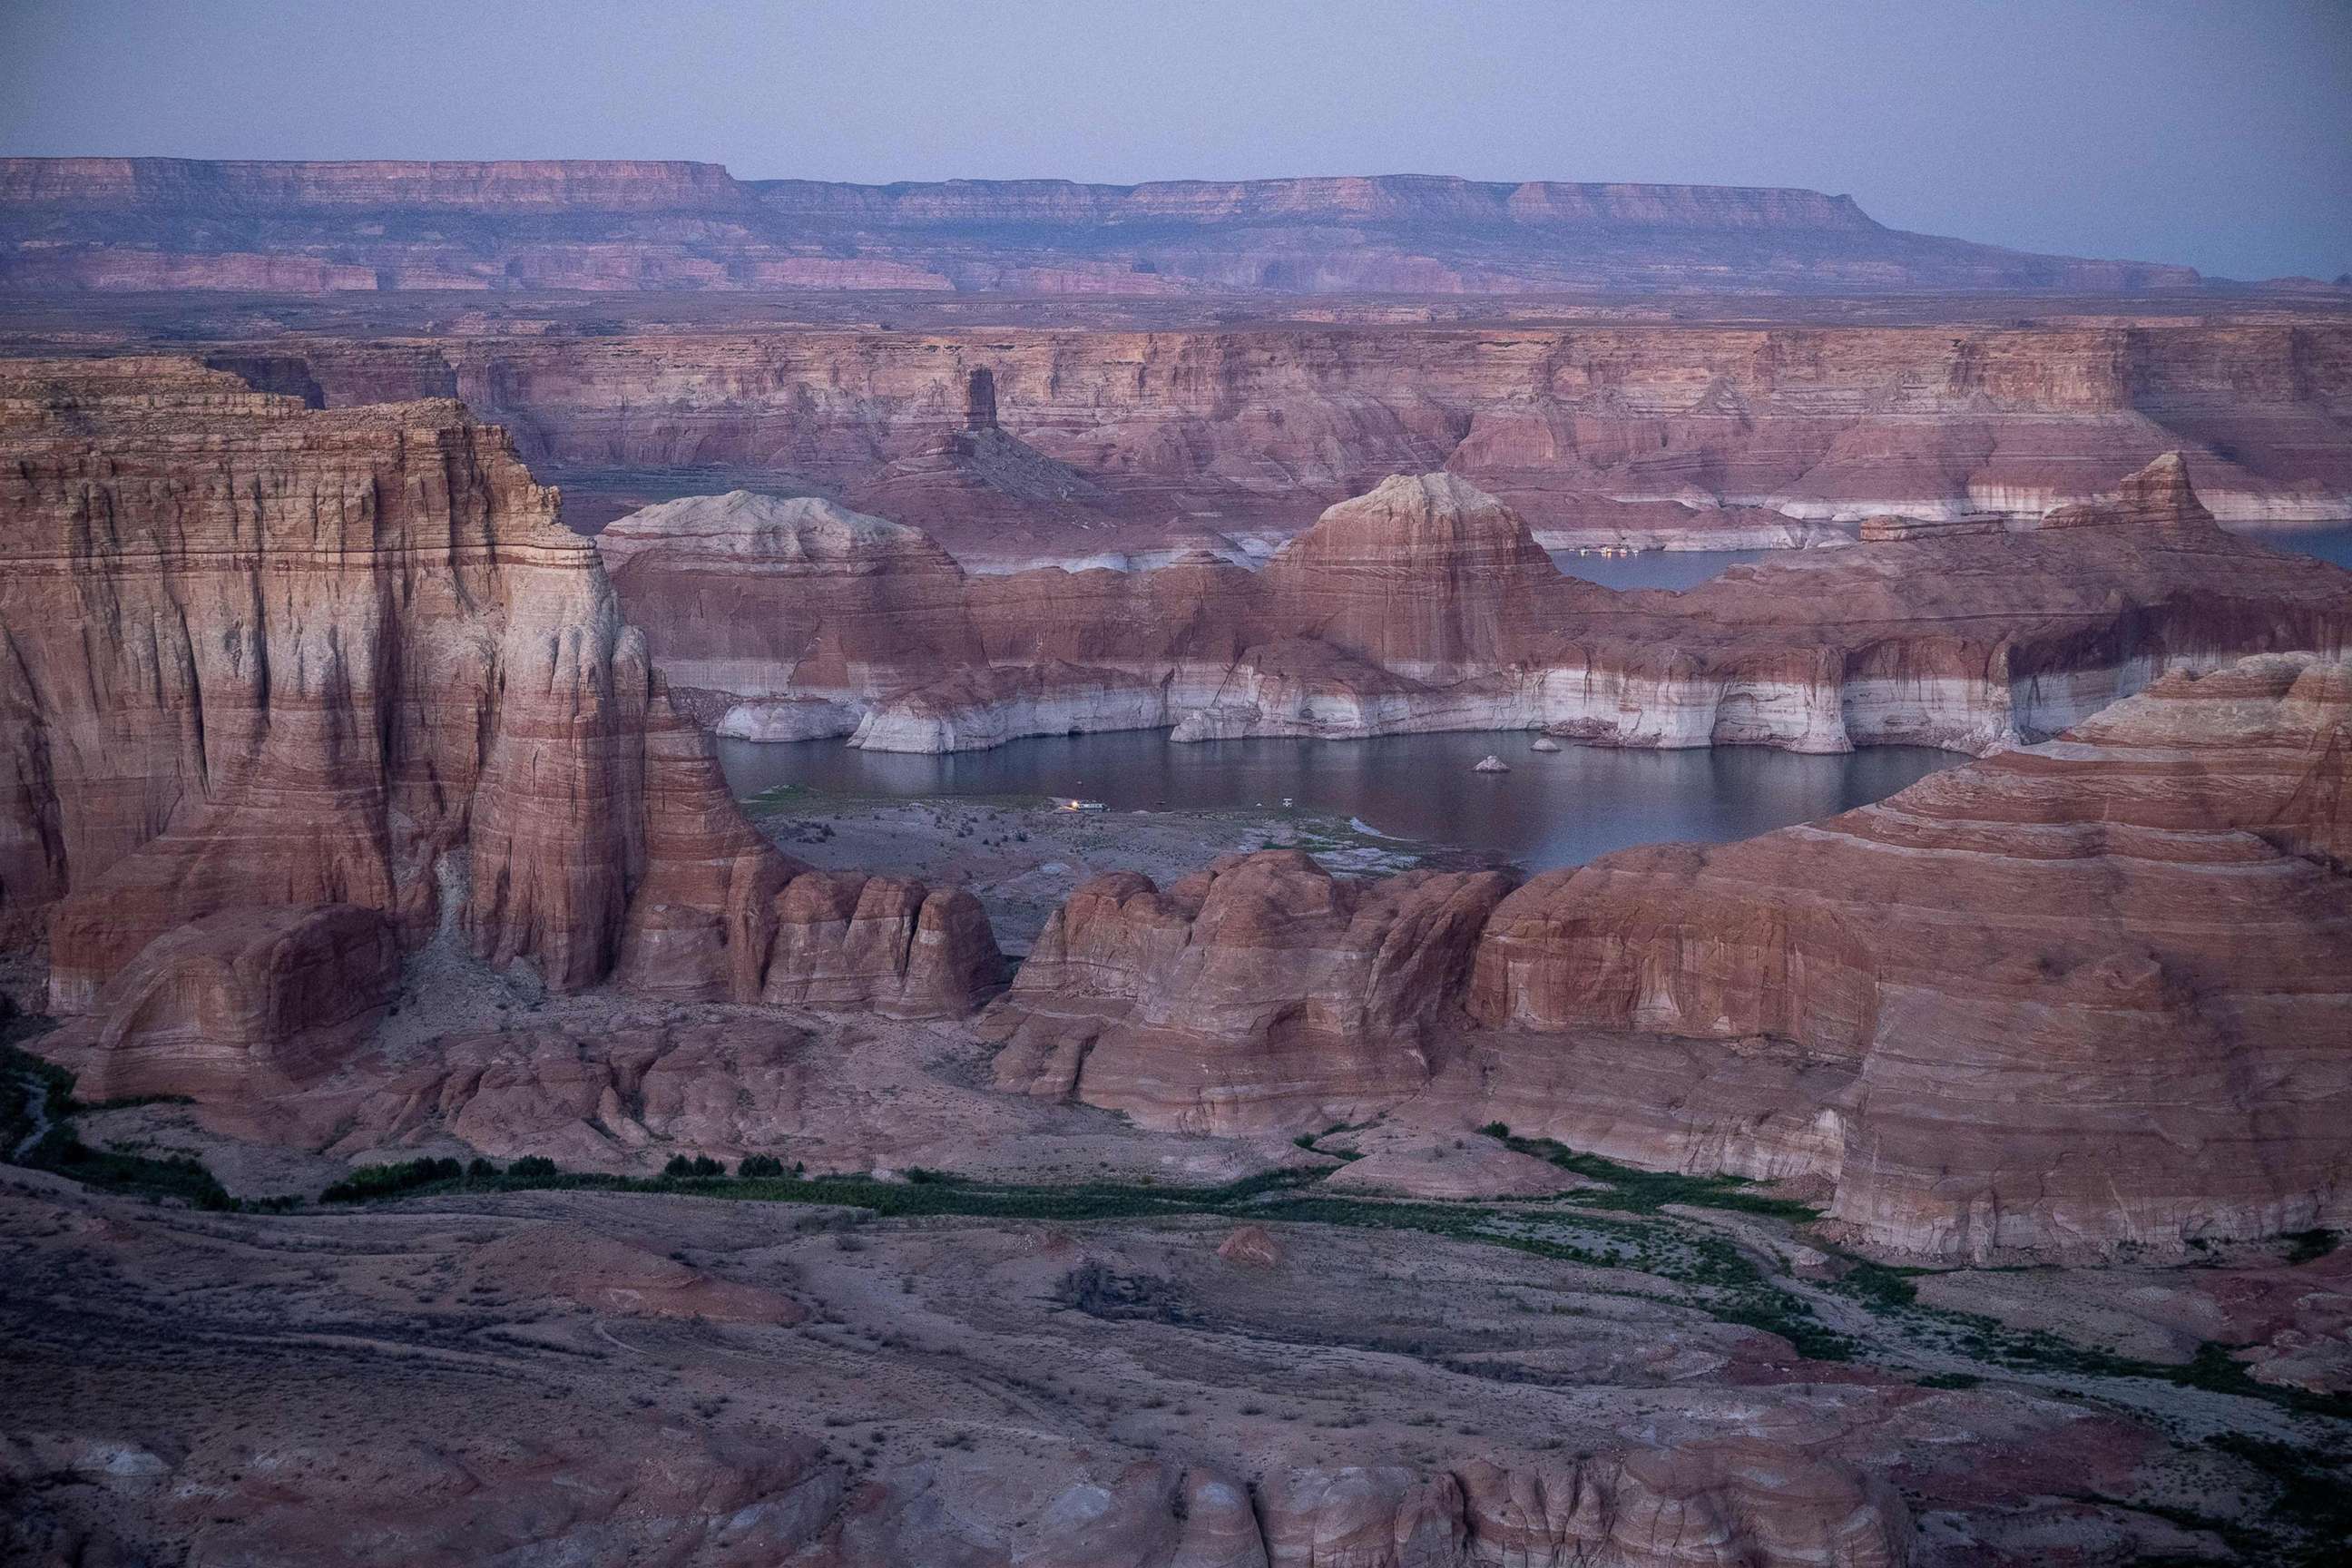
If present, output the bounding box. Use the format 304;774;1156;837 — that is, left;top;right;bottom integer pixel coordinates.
0;159;2203;295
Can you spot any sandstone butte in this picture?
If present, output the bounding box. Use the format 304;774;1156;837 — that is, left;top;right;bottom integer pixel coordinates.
605;460;2352;761
191;313;2352;551
0;158;2199;296
982;652;2352;1263
0;358;1000;1111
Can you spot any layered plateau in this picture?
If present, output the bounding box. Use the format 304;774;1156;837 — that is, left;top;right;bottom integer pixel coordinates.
0;159;2203;295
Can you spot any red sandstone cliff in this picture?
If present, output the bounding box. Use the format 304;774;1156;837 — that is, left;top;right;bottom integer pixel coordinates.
0;359;998;1106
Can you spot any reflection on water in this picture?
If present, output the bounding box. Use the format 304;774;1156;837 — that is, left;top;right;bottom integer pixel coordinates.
2232;523;2352;571
719;730;1965;873
1545;547;1770;591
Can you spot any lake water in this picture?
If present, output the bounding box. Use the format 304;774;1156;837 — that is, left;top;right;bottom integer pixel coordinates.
720;730;1966;873
1546;547;1769;590
1550;524;2352;590
2233;523;2352;570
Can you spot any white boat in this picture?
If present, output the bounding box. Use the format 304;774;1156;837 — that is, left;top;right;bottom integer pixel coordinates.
1055;798;1107;812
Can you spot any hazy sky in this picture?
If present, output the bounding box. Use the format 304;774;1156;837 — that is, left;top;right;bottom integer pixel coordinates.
5;0;2347;280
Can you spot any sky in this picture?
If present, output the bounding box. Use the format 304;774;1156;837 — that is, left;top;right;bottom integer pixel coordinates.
3;0;2348;281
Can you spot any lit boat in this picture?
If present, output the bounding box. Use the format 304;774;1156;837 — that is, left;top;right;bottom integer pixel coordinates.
1055;798;1107;812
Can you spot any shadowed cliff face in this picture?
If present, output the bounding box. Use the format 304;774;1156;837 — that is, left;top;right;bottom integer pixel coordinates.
0;160;2200;295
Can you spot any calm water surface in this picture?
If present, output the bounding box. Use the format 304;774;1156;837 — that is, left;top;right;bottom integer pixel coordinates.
1549;525;2352;588
1545;547;1769;590
720;730;1965;873
2233;523;2352;570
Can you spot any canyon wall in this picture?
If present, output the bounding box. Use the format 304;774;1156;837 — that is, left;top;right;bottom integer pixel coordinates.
0;159;2199;296
609;461;2352;760
222;316;2352;551
0;359;997;1106
986;654;2352;1261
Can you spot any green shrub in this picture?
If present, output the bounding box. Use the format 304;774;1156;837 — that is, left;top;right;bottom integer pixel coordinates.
320;1155;461;1203
24;1128;237;1209
507;1155;558;1179
739;1154;786;1179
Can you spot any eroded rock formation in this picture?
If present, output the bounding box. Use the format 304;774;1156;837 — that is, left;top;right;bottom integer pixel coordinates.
1471;653;2352;1259
596;491;984;725
609;458;2352;760
0;358;998;1109
984;851;1514;1131
994;655;2352;1259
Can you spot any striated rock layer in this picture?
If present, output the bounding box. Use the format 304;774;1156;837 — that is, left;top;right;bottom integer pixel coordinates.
1;158;2196;297
984;851;1514;1132
993;655;2352;1259
610;460;2352;760
250;313;2352;545
1471;653;2352;1259
0;358;998;1109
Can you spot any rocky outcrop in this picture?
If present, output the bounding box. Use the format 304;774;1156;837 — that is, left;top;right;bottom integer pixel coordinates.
993;654;2352;1259
654;457;2350;760
595;491;983;714
1259;472;1588;679
1;158;2198;297
1257;1447;1907;1568
50;905;399;1112
984;851;1513;1132
2035;447;2223;539
1470;654;2352;1259
0;359;999;1105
